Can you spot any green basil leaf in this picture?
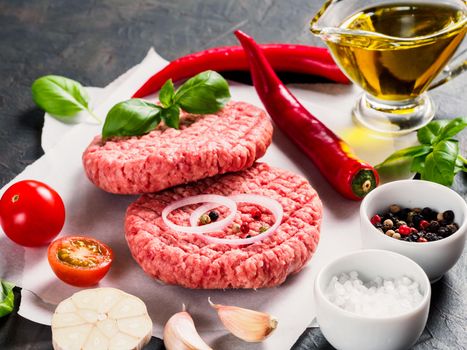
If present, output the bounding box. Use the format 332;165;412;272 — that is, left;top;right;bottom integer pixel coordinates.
375;145;432;170
102;99;161;139
174;70;230;114
159;79;175;108
438;117;467;141
421;140;459;186
31;75;89;117
0;280;15;317
161;105;180;129
417;120;449;145
410;155;426;174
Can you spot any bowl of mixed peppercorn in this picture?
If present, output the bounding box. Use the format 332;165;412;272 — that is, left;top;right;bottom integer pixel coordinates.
360;180;467;282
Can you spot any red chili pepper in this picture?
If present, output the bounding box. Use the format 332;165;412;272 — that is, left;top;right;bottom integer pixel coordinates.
234;30;379;201
132;45;349;98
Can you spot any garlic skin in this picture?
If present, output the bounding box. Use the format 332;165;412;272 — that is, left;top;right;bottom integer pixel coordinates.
163;310;212;350
209;298;278;342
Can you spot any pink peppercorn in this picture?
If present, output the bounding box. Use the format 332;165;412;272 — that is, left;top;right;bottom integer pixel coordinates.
419;220;430;230
398;225;411;236
250;208;262;220
370;215;381;225
418;237;428;243
240;223;249;234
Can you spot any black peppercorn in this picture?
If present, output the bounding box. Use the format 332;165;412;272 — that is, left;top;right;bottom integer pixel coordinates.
447;224;458;234
398;208;411;221
437;227;450;238
412;214;422;228
424;232;434;241
427;221;439;233
408;233;420;242
421;207;434;220
208;210;219;222
443;210;455;224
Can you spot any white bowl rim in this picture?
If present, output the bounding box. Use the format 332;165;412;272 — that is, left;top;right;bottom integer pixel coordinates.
315;249;431;321
361;179;467;246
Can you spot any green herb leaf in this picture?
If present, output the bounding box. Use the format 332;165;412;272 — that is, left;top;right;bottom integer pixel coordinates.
159;79;175;108
375;145;432;170
102;99;161;139
410;156;426;174
31;75;90;117
438;117;467;141
174;70;231;114
0;280;15;317
421;139;459;186
417;120;449;145
161;105;180;129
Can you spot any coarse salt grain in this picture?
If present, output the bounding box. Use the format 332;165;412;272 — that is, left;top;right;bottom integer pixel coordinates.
325;271;424;317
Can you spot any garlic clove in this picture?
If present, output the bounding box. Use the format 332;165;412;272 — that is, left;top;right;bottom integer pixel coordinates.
209;298;278;342
163;310;212;350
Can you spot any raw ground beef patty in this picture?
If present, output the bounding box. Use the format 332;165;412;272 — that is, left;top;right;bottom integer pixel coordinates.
125;163;322;289
83;101;272;194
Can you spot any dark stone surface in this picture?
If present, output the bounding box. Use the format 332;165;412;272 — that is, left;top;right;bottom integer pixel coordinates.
0;0;465;349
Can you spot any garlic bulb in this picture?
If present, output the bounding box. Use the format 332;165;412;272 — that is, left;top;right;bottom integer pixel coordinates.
208;298;278;342
163;308;212;350
51;288;152;350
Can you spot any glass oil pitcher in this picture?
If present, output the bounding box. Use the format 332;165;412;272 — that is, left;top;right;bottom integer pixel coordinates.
311;0;467;134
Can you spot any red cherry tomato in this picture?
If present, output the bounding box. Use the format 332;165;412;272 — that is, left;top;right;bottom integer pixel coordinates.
48;236;113;287
0;180;65;246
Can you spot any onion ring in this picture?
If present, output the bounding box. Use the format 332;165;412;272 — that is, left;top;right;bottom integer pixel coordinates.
161;195;237;234
192;194;284;246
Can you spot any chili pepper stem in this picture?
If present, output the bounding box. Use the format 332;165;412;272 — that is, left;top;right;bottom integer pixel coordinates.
352;170;378;198
87;108;102;124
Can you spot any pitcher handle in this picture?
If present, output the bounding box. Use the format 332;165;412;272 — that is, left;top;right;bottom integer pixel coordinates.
429;47;467;90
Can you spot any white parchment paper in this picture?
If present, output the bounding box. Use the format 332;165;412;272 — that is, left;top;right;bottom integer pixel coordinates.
0;48;417;349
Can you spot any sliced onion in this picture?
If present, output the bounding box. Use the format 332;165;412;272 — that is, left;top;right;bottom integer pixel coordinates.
200;194;283;246
162;195;237;234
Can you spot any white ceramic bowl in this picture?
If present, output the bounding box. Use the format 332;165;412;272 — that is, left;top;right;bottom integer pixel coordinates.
314;249;431;350
360;180;467;282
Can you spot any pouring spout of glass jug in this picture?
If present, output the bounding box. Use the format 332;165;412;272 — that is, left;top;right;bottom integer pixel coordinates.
428;48;467;90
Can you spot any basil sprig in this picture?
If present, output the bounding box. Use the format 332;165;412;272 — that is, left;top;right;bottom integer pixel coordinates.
102;70;230;139
376;117;467;186
0;279;15;317
32;75;101;122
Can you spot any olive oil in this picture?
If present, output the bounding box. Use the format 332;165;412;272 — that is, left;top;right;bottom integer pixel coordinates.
327;2;466;101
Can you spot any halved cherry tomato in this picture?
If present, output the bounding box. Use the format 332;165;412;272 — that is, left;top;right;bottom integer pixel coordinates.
0;180;65;246
48;236;113;287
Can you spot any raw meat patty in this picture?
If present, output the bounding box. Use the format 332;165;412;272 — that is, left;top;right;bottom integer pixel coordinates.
83;101;272;194
125;163;322;289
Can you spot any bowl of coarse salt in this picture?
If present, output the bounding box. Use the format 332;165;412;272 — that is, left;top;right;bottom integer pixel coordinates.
314;249;431;350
